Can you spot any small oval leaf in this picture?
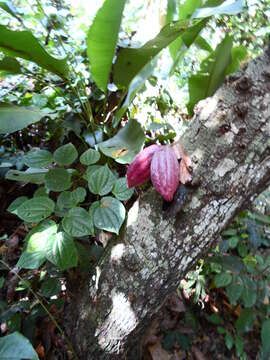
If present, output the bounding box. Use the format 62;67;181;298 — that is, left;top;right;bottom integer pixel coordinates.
17;197;55;223
62;207;93;237
23;149;52;168
93;196;125;234
112;177;134;201
88;165;115;196
45;168;71;192
53;143;78;165
80;148;100;165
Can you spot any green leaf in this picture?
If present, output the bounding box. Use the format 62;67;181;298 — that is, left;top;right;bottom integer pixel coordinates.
80;148;100;165
88;164;115;196
236;308;254;334
5;168;48;184
214;272;232;288
194;35;213;52
23;149;52;168
226;276;243;304
98;119;145;164
53;143;78;166
241;276;257;308
7;196;28;215
225;332;234;350
226;46;248;75
0;332;38;360
17;220;57;269
45;168;71;192
0;25;69;79
113;19;189;87
0;103;49;134
113;57;158;127
192;0;243;18
46;231;78;270
112;177;134;201
187;34;233;115
87;0;127;92
62;207;93;237
57;187;86;209
235;335;244;357
41;278;61;297
261;320;270;358
93;196;125;235
0;56;21;74
34;187;49;197
17;251;46;269
84;165;102;180
16;197;55;223
88;201;99;235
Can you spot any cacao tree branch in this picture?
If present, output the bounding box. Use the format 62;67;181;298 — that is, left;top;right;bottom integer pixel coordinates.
66;48;270;359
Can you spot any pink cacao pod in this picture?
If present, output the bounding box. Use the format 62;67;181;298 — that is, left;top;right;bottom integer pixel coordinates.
126;144;160;188
150;146;179;201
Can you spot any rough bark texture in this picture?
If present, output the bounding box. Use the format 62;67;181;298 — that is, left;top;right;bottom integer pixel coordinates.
67;49;270;359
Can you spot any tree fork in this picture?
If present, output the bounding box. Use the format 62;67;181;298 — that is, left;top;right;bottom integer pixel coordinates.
66;48;270;359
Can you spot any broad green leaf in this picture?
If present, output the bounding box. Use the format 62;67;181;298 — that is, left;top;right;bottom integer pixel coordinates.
241;276;257;307
53;143;78;166
17;197;55;223
23;149;52;168
252;212;270;225
57;187;86;209
0;56;21;74
214;272;232;288
88;164;115;196
192;0;243;18
87;0;127;92
0;332;38;360
113;57;158;127
80;148;100;165
167;0;202;61
261;320;270;359
62;207;93;237
41;278;61;297
46;231;78;270
5;168;48;184
45;168;71;192
112;177;134;201
93;196;125;234
7;196;28;215
113;19;189;87
17;220;57;269
226;276;243;304
0;25;69;79
236;308;254;334
98;119;145;164
187;34;233;115
0;103;48;134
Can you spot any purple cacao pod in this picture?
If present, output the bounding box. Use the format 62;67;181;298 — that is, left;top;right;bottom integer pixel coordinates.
150;146;179;201
126;145;160;188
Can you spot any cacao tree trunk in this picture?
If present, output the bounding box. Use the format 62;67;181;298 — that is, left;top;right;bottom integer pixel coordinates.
66;48;270;359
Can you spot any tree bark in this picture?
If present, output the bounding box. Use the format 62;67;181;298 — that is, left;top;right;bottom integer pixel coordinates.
66;49;270;359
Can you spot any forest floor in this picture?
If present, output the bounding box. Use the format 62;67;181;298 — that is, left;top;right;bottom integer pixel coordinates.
0;180;262;360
